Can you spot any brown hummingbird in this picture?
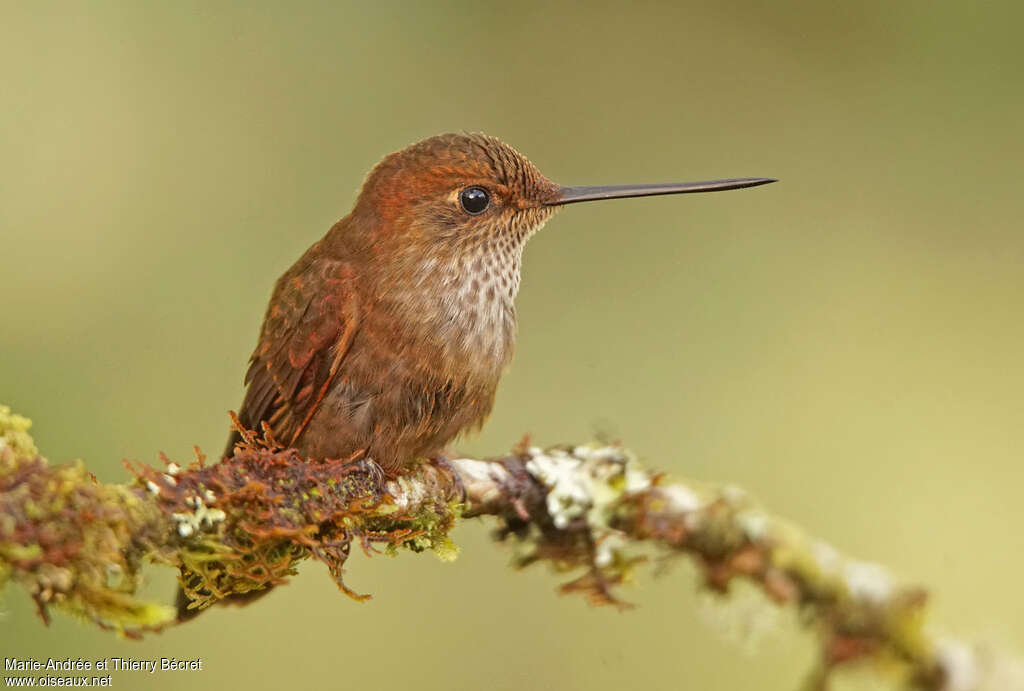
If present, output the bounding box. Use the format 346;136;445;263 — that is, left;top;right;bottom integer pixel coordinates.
177;133;774;619
225;132;774;474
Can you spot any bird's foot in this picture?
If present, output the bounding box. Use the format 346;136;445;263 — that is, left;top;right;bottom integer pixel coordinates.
359;457;387;487
431;454;467;504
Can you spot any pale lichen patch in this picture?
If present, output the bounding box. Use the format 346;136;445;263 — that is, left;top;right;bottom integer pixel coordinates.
842;559;893;604
525;443;650;569
172;496;226;540
661;484;702;513
451;457;508;506
936;638;979;691
812;540;841;575
594;534;627;568
737;510;769;542
723;485;747;504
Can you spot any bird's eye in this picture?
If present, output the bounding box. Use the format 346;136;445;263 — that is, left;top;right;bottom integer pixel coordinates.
459;186;490;215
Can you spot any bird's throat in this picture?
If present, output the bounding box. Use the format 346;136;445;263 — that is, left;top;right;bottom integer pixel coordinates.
392;243;522;376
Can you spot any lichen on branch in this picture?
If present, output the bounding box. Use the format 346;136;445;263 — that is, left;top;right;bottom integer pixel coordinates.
0;406;173;631
0;404;1018;690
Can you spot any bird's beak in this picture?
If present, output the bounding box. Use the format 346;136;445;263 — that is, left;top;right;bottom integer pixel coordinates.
546;178;777;206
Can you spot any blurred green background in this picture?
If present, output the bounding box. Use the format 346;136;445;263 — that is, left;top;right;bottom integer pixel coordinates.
3;1;1023;689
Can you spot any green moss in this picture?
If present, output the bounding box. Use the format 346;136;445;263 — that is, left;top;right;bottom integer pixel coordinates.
408;499;461;561
2;543;43;561
0;405;176;633
0;405;38;459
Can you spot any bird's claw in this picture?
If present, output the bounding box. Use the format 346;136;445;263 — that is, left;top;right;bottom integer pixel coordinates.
432;454;467;504
360;457;387;488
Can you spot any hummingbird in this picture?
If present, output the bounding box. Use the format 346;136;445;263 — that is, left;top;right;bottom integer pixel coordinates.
225;133;774;474
177;133;774;620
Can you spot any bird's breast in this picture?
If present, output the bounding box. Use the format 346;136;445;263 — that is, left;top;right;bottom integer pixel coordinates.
377;250;521;378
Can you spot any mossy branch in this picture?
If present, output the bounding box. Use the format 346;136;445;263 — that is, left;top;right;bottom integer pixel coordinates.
0;404;1018;690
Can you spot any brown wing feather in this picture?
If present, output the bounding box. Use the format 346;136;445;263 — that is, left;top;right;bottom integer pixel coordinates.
225;257;358;456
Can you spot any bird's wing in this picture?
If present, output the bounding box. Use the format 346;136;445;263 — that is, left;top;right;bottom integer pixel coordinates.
227;257;359;455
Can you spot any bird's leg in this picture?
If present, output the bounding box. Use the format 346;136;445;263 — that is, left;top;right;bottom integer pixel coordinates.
358;456;386;487
430;453;467;504
331;448;386;488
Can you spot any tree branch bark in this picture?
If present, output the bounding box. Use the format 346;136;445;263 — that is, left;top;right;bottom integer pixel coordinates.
0;404;1017;690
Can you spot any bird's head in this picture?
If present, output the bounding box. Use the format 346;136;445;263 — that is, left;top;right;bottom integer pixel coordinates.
344;132;774;333
352;132;773;265
353;133;560;264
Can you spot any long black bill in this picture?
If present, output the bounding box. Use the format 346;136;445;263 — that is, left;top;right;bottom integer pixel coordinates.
548;177;776;205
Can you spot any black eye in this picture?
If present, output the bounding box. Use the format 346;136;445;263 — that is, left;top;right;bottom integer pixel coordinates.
459;186;490;215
